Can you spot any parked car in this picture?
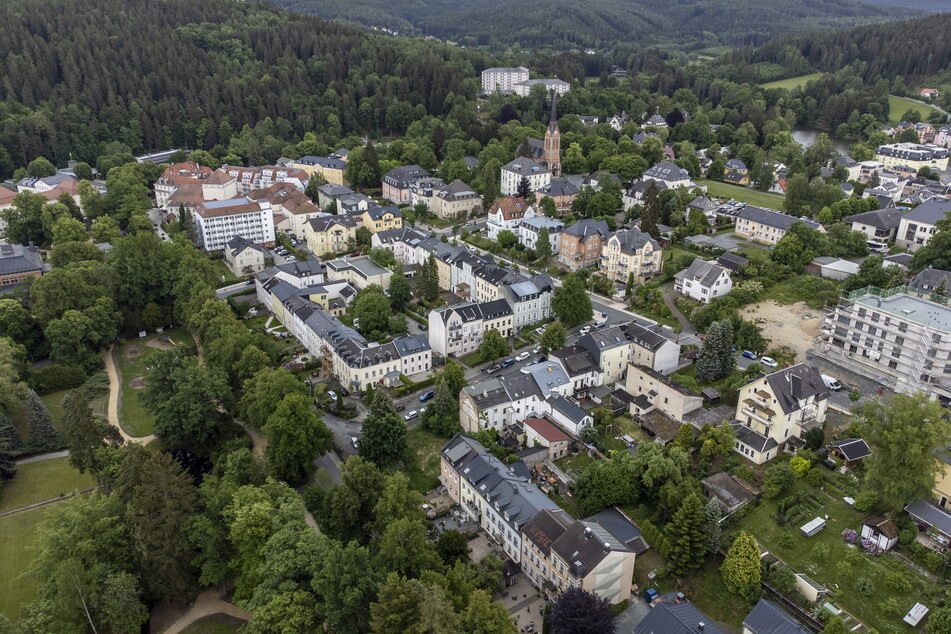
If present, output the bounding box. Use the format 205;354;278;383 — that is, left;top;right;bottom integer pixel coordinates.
419;390;435;402
419;324;428;332
578;326;591;335
350;436;359;448
327;390;338;401
404;410;418;420
535;327;545;335
821;373;842;391
486;364;501;374
245;279;255;286
741;350;758;360
515;352;530;362
532;345;540;354
760;356;778;368
500;358;515;368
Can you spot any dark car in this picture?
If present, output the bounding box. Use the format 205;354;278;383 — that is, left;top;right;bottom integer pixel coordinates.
419;390;435;402
418;324;428;332
500;358;515;368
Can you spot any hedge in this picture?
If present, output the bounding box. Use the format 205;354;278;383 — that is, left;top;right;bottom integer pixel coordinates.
31;364;88;395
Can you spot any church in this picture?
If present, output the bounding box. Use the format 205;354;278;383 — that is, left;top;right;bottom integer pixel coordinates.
522;91;562;176
500;92;561;195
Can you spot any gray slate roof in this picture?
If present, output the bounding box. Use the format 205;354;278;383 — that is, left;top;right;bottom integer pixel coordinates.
634;601;724;634
763;363;829;416
674;258;728;288
736;205;821;231
611;228;658;255
383;164;430;188
905;499;951;537
643;160;689;182
903;198;951;225
844;208;902;230
563;218;609;239
743;599;810;634
910;267;951;292
0;242;44;276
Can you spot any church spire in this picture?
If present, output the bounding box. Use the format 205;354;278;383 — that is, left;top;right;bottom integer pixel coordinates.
548;90;558;130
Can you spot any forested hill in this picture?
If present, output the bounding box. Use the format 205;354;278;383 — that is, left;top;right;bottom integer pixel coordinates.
270;0;920;51
715;12;951;84
0;0;482;175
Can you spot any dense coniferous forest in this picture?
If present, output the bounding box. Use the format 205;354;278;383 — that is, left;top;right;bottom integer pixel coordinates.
0;0;484;177
271;0;918;51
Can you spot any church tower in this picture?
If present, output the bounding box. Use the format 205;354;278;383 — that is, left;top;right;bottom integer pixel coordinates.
543;90;561;177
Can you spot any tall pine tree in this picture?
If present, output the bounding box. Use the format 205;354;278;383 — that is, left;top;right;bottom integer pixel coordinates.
25;388;59;452
720;530;762;599
640;181;661;238
0;409;23;452
666;493;707;576
696;319;735;382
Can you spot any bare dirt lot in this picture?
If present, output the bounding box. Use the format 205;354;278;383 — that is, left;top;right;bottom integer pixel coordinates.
739;300;822;361
146;337;174;350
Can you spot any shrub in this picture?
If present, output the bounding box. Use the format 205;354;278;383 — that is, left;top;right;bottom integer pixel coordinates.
853;577;874;597
790;455;811;477
885;571;911;592
883;598;902;617
835;560;852;578
853;489;878;511
31;363;87;395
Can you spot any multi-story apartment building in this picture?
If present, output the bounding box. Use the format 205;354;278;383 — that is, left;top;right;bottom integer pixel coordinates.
577;321;681;382
625;364;704;422
306;215;358;256
558;219;610;270
459;374;546;433
825;286;951;404
512;78;570;97
219;165;309;196
481;66;530;94
370;227;429;265
673;258;732;304
359;206;403;233
896;199;951;251
0;242;44;288
247;182;321;237
732;364;830;464
428;299;514;357
875;143;950;172
382;165;431;204
519;216;564;253
153;162;212;208
324;255;393;290
440;434;560;562
734;205;822;246
600;229;662;285
548;345;603;398
500;157;551;196
291;155;347;185
193;198;275;251
640;161;695;189
412;179;483;220
503;276;554;329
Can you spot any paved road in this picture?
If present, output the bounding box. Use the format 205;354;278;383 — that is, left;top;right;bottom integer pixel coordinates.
147;208;172;242
15;450;69;465
216;281;253;298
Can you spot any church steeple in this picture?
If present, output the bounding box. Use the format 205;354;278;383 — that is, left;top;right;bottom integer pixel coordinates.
543;90;561;177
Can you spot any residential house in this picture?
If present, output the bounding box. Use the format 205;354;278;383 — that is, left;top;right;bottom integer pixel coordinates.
519;216;564;253
0;241;44;288
306;215;359;256
359;206;403;233
644;113;668;128
549;345;602;398
523;417;570;460
371;227;429;265
845;208;902;241
315;183;355;210
382;165;430;204
194;198;275;251
702;472;757;514
622;180;667;210
501;157;551;196
458;373;545;433
536;178;579;212
687;196;720;224
481;66;530;94
634;602;724;634
577;326;636;385
875;143;949;172
291;155;347;185
883;252;914;270
909;267;951;297
487;196;537;239
824;287;951;404
674;258;733;303
920;88;940;99
625;364;703;422
325;255;393;290
608;112;629;131
726;158;749;174
223;236;268;276
641;161;695;189
440;434;560;562
734;205;822;246
723;171;750;186
742;599;809;634
578;115;599;126
935;126;951;149
428;299;514;357
731;364;830;464
504;277;554;329
836;155;862;181
904;499;951;548
547;396;594;436
415;179;482;220
896;199;951;251
599;229;662;284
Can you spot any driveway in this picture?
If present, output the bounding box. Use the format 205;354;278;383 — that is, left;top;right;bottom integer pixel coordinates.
662;291;696;334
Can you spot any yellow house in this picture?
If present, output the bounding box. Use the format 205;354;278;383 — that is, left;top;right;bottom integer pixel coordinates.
306;215;358;257
599;229;662;284
360;206;404;233
291;156;347;185
935;451;951;510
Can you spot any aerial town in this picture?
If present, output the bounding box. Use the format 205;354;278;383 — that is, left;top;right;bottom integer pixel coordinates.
1;1;951;633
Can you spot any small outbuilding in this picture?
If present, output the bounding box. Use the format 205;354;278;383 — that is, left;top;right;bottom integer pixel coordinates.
701;472;757;514
800;517;826;537
861;516;899;551
828;438;871;469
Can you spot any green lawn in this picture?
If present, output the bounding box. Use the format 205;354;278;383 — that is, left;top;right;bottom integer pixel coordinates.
0;457;94;513
115;328;196;437
760;73;824;90
759;275;842;310
888;95;942;122
211;259;242;287
404;427;448;493
696;179;785;209
555;452;595;475
735;480;935;633
459;350;486;367
40;390;107;433
0;506;49;621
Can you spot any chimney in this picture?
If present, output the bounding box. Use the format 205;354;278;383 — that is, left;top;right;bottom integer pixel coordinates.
698;623;705;632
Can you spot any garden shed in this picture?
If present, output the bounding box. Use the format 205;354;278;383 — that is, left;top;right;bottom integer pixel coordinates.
800;517;826;537
860;516;899;551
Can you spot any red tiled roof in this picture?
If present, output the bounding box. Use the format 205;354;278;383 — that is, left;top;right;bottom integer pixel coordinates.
524;417;569;442
0;185;18;205
491;196;530;220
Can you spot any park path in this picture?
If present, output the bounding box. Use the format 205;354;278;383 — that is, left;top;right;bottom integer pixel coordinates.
15;449;69;464
662;291;696;334
102;346;156;444
158;587;252;634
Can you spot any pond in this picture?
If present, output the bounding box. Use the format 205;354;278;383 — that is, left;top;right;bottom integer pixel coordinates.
791;126;851;155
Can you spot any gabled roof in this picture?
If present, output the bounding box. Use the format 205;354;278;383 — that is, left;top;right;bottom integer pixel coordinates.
687;196;719;212
521;508;573;554
673;258;729;288
731;422;778;453
634;601;723;634
905;499;951;537
844;208;902;230
762;363;829;415
548;396;590;424
717;252;749;272
829;438;871;462
902;198;951;225
549;345;599;377
726;158;748;170
643;161;689;182
743;599;809;634
523;417;569;442
735;205;821;231
563;218;610;240
585;507;649;554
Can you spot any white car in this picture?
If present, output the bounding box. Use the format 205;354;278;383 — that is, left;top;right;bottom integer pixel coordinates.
760;356;778;368
515;352;530;362
327;390;337;401
535;327;545;335
404;410;418;420
532;345;541;354
350;436;359;448
578;326;591;335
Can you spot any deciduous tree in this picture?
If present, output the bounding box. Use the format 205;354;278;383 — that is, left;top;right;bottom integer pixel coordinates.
238;368;306;429
552;274;593;327
549;587;614;634
540;321;567;354
478;329;510;362
359;390;407;469
264;393;333;486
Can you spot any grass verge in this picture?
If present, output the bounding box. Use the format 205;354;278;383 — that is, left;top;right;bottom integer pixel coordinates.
696;179;786;209
0;457;95;514
760;73;824;90
0;506;49;621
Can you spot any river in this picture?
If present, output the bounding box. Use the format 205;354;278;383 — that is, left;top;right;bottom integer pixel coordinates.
791;126;851;156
